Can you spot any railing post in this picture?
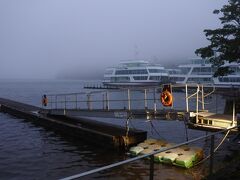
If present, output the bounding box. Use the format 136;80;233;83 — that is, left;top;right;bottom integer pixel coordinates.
196;85;199;123
76;94;78;110
51;96;53;109
102;93;105;110
209;135;215;175
144;89;148;110
232;100;235;126
149;155;154;180
55;95;57;109
153;88;156;113
87;94;92;110
65;95;67;110
185;84;189;112
106;91;109;110
64;95;67;115
201;85;205;110
128;89;131;111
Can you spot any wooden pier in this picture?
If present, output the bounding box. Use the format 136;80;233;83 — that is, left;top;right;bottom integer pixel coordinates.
44;84;239;132
0;98;147;150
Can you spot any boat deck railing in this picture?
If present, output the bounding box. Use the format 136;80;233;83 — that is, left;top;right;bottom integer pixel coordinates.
60;124;239;180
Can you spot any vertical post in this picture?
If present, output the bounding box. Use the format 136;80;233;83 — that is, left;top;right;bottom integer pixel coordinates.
201;85;205;110
149;155;154;180
51;96;53;109
144;89;148;110
87;94;91;110
64;95;67;110
55;95;57;109
185;84;189;112
233;100;235;126
106;91;109;110
102;93;105;110
128;89;131;111
41;95;43;109
76;94;78;110
196;85;199;123
209;135;215;175
153;88;156;113
215;94;218;113
64;95;67;115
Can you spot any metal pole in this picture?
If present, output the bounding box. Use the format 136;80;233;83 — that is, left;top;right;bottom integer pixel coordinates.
76;94;78;110
233;100;235;125
149;155;154;180
102;93;105;110
128;89;131;111
106;91;109;110
153;88;156;113
87;94;91;110
196;85;199;123
185;84;189;112
65;95;67;109
209;135;215;175
215;94;217;113
64;95;67;115
201;84;205;110
51;96;53;109
55;95;57;109
144;89;148;110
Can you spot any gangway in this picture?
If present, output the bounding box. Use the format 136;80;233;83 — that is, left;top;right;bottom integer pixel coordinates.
41;84;239;132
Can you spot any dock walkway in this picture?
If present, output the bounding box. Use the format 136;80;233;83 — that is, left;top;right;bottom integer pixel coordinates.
0;98;147;150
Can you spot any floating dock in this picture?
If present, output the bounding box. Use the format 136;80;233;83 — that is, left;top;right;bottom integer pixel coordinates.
129;138;204;168
0;98;147;150
188;111;239;132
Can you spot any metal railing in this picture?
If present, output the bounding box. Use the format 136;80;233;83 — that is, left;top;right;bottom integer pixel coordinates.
44;84;211;114
60;125;239;180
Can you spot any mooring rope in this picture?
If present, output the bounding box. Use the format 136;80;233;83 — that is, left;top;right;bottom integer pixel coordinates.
194;129;231;166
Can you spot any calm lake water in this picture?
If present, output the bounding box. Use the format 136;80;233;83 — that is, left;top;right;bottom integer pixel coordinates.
0;79;226;180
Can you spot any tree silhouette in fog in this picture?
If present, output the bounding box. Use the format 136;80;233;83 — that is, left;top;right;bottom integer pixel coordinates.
195;0;240;77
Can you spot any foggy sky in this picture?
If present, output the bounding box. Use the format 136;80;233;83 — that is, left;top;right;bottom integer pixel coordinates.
0;0;227;79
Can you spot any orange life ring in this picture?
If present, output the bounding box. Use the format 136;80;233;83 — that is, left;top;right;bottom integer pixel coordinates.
161;91;173;106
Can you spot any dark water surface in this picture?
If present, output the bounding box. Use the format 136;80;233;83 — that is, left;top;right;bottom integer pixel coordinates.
0;80;226;179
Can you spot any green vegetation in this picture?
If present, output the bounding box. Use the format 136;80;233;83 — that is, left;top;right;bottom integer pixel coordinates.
195;0;240;77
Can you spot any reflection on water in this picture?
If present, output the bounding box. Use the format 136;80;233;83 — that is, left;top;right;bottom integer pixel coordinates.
0;80;226;179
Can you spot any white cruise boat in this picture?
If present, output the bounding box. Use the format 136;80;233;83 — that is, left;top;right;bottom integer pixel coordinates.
103;60;169;86
168;58;240;87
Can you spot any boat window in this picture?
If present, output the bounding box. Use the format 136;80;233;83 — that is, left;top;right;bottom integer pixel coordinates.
148;69;166;73
187;77;212;83
110;77;130;82
133;76;148;80
169;77;185;81
167;69;181;75
149;76;162;80
219;77;240;82
191;67;212;75
115;69;148;75
229;67;240;75
180;67;191;74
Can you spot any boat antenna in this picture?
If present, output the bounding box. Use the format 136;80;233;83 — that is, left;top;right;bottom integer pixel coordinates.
134;44;139;60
